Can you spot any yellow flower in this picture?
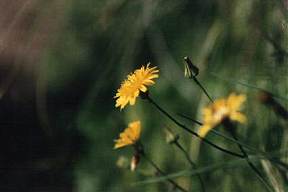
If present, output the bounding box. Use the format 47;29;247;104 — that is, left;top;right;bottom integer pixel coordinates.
114;64;159;109
198;93;247;138
114;121;141;149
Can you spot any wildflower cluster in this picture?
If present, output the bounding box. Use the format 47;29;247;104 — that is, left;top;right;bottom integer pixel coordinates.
113;60;280;192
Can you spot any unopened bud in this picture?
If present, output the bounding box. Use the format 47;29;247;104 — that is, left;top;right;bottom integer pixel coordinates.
258;91;273;104
184;56;199;78
258;91;288;120
116;156;129;169
130;153;140;171
165;129;179;144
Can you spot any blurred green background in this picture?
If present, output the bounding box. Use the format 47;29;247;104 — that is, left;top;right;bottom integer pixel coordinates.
0;0;287;191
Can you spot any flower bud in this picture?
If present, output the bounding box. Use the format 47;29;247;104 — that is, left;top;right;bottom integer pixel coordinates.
116;156;129;169
130;153;140;171
184;56;199;78
165;129;179;144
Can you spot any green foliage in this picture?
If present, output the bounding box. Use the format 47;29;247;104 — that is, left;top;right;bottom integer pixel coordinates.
43;0;288;191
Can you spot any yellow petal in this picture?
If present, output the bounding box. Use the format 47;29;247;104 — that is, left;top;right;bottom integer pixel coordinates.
114;121;142;149
230;112;247;124
198;125;213;138
227;93;246;111
114;64;159;109
199;93;247;137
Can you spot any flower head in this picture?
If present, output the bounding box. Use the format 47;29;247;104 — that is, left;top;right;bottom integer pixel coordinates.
114;121;141;149
198;93;247;138
114;64;159;109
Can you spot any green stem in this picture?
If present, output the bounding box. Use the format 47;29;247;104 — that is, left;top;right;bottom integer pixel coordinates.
141;152;188;192
174;140;206;192
183;56;213;102
192;76;213;102
146;95;245;158
178;113;260;153
177;113;203;125
225;122;274;192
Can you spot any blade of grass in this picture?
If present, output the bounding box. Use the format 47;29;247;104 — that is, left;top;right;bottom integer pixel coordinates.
133;149;288;186
209;72;288;101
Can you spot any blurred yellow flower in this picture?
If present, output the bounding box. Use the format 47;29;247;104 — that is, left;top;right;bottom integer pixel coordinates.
114;64;159;109
114;121;141;149
198;93;247;138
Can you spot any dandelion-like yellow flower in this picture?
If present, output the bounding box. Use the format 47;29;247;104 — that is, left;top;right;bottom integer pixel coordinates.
114;121;141;149
198;93;247;138
114;64;159;109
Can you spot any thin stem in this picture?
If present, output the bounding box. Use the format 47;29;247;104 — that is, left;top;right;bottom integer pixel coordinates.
174;140;206;192
227;124;274;192
141;153;188;192
192;76;213;102
184;57;213;102
178;113;284;178
178;113;261;153
146;95;245;158
183;57;212;102
177;113;203;126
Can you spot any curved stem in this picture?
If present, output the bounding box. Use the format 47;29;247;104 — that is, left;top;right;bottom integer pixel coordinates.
192;76;213;102
174;140;206;192
183;56;213;102
178;113;261;153
146;95;245;158
226;122;274;192
141;152;188;192
177;113;203;126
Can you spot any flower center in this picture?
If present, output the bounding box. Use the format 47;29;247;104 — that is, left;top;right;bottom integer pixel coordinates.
213;106;229;122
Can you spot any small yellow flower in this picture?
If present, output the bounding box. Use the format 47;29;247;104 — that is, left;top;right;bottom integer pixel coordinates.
198;93;247;138
114;121;141;149
114;64;159;109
